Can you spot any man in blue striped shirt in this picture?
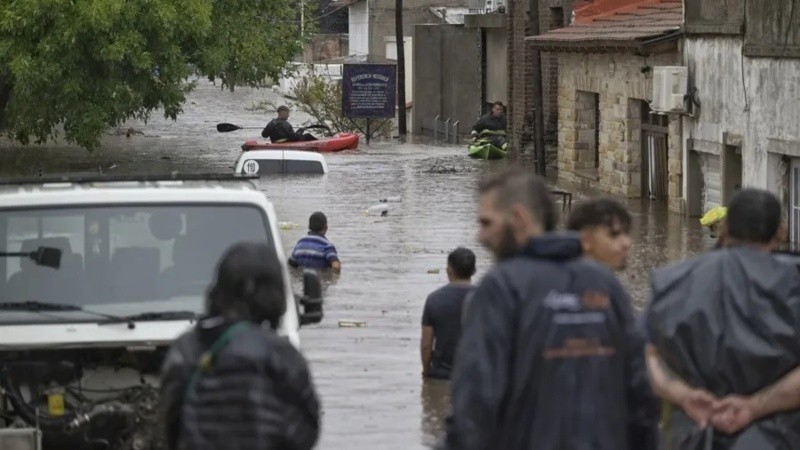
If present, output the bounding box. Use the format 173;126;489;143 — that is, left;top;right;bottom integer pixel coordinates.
289;212;341;273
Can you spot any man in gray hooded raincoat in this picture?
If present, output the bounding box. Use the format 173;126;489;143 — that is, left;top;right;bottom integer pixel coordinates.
646;189;800;450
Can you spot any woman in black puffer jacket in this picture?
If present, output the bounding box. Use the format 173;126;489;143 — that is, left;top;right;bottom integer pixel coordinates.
160;242;320;450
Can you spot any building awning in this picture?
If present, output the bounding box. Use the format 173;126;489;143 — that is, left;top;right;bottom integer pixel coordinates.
527;0;682;52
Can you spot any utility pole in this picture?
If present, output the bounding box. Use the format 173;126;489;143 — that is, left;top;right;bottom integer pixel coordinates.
529;0;546;175
395;0;407;135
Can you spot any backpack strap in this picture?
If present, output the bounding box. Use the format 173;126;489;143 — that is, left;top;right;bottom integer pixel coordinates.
184;321;253;397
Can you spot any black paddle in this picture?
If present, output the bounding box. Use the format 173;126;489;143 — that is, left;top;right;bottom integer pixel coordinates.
298;124;332;136
216;123;264;132
217;123;332;134
303;124;331;131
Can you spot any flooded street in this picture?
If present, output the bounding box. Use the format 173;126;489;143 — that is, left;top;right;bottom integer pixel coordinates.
0;80;709;449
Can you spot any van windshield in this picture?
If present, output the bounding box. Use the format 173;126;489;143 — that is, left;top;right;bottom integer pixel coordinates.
0;204;273;324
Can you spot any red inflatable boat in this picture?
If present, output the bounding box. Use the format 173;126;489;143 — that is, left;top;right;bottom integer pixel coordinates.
241;133;360;153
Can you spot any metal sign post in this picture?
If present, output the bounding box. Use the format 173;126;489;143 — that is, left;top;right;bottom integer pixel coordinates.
342;63;397;144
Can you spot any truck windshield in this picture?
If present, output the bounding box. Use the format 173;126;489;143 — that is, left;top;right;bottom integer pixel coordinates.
0;204;273;323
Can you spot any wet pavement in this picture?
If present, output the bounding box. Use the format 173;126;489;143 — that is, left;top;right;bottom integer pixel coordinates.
0;79;710;449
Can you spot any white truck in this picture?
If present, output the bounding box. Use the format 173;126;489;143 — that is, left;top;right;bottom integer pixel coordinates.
0;173;323;450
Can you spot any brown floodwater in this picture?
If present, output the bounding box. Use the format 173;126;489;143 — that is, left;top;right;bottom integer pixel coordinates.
0;79;710;449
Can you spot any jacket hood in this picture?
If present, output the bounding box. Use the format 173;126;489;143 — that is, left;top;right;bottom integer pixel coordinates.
521;232;583;261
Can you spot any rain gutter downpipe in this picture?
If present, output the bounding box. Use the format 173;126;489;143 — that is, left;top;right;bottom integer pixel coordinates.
528;0;546;175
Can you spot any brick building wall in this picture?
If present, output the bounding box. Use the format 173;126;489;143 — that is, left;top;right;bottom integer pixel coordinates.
539;1;573;144
507;0;533;155
507;0;575;157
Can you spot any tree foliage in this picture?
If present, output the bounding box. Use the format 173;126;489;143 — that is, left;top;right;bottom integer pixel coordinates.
0;0;309;149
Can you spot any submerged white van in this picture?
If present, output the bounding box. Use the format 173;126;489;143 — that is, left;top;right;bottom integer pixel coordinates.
234;150;328;175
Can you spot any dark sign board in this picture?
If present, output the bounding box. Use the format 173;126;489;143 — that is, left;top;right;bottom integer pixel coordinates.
342;64;397;119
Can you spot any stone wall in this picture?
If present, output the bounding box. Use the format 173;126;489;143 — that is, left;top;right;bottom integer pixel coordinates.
302;34;349;62
557;50;683;211
667;117;684;213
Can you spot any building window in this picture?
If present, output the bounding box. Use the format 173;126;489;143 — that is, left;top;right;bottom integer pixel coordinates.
550;7;564;30
640;101;670;202
575;91;600;173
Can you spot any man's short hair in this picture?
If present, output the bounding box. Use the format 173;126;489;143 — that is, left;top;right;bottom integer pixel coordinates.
309;211;327;233
448;247;476;279
567;198;632;234
477;168;557;231
492;101;505;111
277;105;290;113
726;188;782;244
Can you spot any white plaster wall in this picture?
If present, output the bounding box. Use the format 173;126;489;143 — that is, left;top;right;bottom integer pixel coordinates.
385;36;413;102
349;1;370;56
684;37;800;190
486;28;508;105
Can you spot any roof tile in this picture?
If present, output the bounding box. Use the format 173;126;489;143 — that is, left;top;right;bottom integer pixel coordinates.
528;0;682;46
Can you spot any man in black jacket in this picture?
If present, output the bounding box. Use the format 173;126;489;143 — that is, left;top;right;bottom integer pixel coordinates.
159;242;320;450
442;168;659;450
262;105;317;142
471;101;507;136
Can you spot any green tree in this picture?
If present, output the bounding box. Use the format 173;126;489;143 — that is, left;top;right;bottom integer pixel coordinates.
0;0;309;149
250;72;393;138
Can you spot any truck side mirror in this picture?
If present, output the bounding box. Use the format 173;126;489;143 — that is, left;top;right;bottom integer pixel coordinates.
299;270;323;325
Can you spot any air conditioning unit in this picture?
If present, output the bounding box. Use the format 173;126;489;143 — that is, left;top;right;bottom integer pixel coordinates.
651;66;688;113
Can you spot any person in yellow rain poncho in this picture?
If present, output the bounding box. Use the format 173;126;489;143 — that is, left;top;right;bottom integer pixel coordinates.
700;206;727;248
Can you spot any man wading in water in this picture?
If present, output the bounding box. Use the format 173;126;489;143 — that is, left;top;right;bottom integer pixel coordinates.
645;189;800;450
289;212;341;274
567;198;633;271
421;247;476;380
442;168;659;450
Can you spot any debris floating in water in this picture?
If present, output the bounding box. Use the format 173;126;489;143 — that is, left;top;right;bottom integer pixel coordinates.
379;196;402;203
279;222;299;230
338;320;367;328
365;204;389;216
427;269;440;274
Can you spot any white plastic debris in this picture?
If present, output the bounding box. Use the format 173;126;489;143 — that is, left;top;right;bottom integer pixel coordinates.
364;204;389;216
338;320;367;328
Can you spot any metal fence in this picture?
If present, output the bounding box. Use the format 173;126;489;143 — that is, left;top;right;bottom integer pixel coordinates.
467;0;507;14
551;189;573;213
432;116;460;144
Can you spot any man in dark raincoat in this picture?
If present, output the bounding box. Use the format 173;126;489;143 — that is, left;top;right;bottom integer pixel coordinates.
441;168;659;450
471;101;507;136
646;189;800;450
470;101;508;150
